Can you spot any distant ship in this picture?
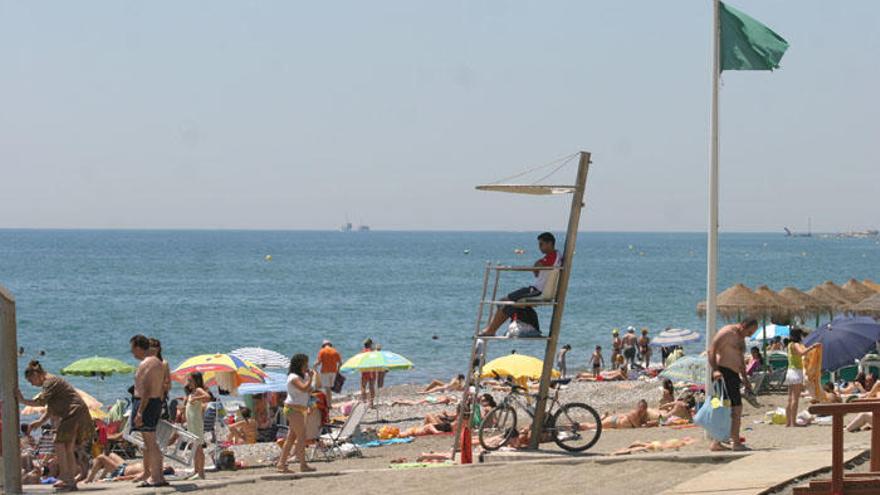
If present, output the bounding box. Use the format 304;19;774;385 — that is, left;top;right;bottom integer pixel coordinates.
339;218;370;232
339;222;353;232
830;229;879;239
784;218;812;237
358;225;370;232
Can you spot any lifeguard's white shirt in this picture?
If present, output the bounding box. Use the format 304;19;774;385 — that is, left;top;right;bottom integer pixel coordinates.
532;250;560;292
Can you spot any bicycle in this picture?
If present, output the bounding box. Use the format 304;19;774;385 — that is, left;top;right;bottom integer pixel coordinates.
478;373;602;452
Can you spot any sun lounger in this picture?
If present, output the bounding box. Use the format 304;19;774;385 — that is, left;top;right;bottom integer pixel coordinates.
122;417;200;466
309;402;367;461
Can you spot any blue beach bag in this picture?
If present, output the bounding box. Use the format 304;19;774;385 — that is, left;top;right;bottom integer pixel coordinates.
694;380;732;441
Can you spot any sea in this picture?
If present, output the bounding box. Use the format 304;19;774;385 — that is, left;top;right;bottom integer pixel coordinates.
1;229;878;406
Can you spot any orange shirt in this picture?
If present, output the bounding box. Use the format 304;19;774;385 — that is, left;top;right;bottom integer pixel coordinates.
317;346;342;373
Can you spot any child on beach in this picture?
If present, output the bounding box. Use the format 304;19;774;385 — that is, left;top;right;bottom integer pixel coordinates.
589;346;604;377
556;344;571;378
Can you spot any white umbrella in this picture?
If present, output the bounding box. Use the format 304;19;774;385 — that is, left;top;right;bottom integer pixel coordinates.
650;328;702;347
230;347;289;369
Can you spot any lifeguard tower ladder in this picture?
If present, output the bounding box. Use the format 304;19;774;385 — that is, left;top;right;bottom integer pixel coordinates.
452;151;591;455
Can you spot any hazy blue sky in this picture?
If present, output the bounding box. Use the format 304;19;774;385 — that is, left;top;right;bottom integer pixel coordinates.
1;1;877;232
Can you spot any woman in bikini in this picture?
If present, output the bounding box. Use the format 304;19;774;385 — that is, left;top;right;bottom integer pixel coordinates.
277;353;316;474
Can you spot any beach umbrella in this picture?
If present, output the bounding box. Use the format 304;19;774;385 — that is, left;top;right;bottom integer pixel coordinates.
817;281;862;305
804;317;880;371
750;324;790;341
778;287;827;319
230;347;289;369
807;285;851;314
650;328;701;347
238;371;289;395
60;356;135;378
753;285;794;321
849;293;880;319
340;350;413;373
172;353;267;392
842;279;878;301
481;354;559;380
697;283;766;320
22;387;103;417
659;355;706;384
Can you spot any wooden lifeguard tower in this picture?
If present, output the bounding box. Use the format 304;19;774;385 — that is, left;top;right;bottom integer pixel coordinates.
452;151;591;455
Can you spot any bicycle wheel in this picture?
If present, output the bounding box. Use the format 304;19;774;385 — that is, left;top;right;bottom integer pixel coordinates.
478;404;518;451
550;402;602;452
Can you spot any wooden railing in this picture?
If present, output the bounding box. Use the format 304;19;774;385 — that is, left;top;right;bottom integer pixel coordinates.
799;400;880;495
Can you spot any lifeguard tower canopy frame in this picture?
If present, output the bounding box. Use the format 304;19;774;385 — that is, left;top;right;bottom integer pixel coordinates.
454;151;591;452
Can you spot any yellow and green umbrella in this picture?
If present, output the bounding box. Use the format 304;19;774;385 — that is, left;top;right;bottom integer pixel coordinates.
340;351;413;373
60;356;135;378
481;354;559;381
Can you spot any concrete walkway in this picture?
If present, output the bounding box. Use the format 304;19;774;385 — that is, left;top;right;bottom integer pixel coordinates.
659;444;868;495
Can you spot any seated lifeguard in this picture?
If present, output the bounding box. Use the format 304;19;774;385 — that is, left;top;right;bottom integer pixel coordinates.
479;232;560;337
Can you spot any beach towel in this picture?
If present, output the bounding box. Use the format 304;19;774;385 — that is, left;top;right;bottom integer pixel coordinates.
803;344;824;400
356;437;414;448
693;381;731;441
390;461;454;470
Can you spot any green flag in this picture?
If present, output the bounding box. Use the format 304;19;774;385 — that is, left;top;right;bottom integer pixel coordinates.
720;2;789;71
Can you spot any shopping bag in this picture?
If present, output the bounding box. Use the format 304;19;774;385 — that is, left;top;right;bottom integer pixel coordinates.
332;372;346;393
693;380;732;441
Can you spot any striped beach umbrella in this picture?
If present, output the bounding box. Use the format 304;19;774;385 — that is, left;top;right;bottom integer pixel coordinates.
659;355;706;384
230;347;289;369
650;328;702;347
340;351;413;373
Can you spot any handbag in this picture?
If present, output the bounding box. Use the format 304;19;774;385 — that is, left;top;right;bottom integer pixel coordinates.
332;372;346;393
693;379;732;441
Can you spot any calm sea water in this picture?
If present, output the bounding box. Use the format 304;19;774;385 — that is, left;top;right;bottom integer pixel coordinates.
1;229;878;404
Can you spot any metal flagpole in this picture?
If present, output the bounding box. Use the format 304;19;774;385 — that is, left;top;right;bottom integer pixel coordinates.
705;0;721;389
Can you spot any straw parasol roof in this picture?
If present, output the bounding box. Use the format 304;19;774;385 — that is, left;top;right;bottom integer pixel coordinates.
807;285;851;313
697;283;766;320
753;285;795;321
864;279;880;292
816;281;862;304
778;287;828;317
848;293;880;318
842;278;879;301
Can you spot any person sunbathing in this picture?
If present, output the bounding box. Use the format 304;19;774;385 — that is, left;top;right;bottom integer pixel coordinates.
399;422;453;437
612;437;696;456
392;395;457;407
84;453;174;483
587;400;655;429
422;375;465;394
228;407;257;445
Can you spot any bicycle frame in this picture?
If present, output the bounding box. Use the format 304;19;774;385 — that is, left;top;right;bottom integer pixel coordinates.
500;385;562;424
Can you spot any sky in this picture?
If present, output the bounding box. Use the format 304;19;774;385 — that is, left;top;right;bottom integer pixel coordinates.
1;1;877;232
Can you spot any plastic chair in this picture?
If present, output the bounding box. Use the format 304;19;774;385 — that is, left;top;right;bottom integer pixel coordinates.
837;364;860;383
309;402;367;461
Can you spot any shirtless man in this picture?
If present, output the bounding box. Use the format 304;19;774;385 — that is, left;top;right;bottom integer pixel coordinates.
130;334;167;487
707;319;758;451
622;327;638;368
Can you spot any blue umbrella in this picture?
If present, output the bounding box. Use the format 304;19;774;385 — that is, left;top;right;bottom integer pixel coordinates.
804;317;880;371
750;324;790;341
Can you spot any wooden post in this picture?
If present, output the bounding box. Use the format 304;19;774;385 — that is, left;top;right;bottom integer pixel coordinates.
0;284;23;493
872;411;880;472
831;413;843;495
528;151;590;449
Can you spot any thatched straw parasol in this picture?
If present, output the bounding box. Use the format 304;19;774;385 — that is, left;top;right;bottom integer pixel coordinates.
753;285;794;321
697;283;766;320
807;285;851;313
849;293;880;318
864;279;880;292
778;287;827;317
842;278;878;302
816;281;862;305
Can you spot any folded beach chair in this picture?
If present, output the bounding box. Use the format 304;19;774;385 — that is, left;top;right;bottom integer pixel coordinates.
309;402;367;462
122;417;200;466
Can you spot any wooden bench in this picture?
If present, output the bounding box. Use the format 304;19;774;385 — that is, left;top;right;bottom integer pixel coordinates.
793;400;880;495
